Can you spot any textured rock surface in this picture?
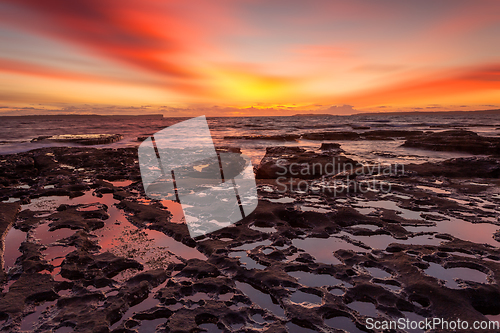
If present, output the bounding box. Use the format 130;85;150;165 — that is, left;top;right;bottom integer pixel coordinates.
407;157;500;178
0;202;20;281
0;144;499;332
255;146;360;179
31;134;123;145
403;130;500;155
302;130;424;141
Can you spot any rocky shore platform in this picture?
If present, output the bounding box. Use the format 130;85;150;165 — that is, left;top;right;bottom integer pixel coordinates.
0;131;499;332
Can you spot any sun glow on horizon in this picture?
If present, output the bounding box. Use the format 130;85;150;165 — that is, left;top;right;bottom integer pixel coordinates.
0;0;499;116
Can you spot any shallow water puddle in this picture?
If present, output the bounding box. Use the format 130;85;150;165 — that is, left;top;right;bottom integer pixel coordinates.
20;301;56;331
353;224;379;231
110;279;168;330
485;313;500;323
287;270;348;288
285;322;317;332
87;194;204;265
42;245;76;266
266;197;295;204
290;290;322;305
345;232;442;251
402;311;427;333
348;301;379;317
198;323;221;332
405;217;500;247
292;237;363;265
32;222;75;245
6;191;206;286
160;200;185;224
296;204;334;214
416;185;451;195
325;316;366;333
229;251;266;270
110;297;161;331
304;197;323;203
364;267;391;279
3;227;25;269
354;207;376;215
216;292;232;302
249;225;277;233
262;248;273;255
251;313;266;326
354;199;423;220
108;180;134;187
136;318;167;333
21;196;64;211
232;239;272;251
424;262;488;289
376;281;401;292
105;224;204;270
22;192;101;211
329;288;344;296
235;281;285;318
384;193;412;200
447;197;470;205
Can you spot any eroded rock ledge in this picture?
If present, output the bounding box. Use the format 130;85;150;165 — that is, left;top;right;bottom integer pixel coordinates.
0;145;499;332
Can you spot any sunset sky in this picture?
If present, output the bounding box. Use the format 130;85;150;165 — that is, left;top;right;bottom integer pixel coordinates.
0;0;499;116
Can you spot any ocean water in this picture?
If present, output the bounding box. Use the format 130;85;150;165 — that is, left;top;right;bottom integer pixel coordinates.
1;113;499;165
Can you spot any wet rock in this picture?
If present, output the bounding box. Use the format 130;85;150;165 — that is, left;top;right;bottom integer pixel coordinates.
47;204;108;231
61;251;143;281
0;202;20;279
302;129;423;141
53;293;117;333
319;143;342;151
403;129;500;155
2;144;500;332
302;131;360;141
255;146;360;179
125;269;168;287
33;152;60;172
361;129;423;140
178;259;220;279
31;134;123;145
18;241;52;274
407;157;500;178
0;273;58;317
224;134;300;141
350;125;370;130
0;147;140;191
0;156;35;184
60;230;101;252
494;230;500;243
116;200;193;245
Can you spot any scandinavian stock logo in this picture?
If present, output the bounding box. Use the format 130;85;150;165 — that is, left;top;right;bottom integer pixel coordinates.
138;116;258;238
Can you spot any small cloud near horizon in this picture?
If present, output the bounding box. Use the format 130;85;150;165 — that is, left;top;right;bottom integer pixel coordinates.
322;105;357;115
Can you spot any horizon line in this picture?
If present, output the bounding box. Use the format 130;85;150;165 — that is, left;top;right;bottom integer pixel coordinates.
1;108;500;118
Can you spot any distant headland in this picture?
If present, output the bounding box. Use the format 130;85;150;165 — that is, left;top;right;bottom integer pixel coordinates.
0;114;164;119
354;109;500;116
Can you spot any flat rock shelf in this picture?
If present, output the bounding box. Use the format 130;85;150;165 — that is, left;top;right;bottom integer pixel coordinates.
0;142;499;332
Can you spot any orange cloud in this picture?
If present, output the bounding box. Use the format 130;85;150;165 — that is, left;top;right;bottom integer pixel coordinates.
0;0;499;113
346;65;500;107
0;0;199;77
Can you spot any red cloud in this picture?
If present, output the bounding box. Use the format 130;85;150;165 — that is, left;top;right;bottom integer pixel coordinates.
1;0;196;77
347;64;500;106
